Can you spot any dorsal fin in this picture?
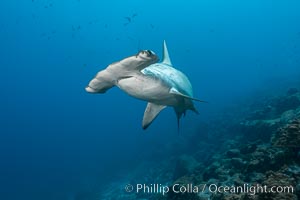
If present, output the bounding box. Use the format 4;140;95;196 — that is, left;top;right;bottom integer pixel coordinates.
162;40;172;66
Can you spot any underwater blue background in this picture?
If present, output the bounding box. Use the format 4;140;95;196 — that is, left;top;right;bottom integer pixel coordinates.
0;0;300;199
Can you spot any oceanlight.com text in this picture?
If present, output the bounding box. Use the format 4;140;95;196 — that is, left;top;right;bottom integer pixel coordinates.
124;183;294;196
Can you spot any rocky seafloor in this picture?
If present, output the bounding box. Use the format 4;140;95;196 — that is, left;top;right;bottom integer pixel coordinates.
100;87;300;200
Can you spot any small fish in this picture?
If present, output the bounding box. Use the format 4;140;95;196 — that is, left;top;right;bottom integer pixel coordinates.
72;25;81;31
124;17;131;22
124;14;138;26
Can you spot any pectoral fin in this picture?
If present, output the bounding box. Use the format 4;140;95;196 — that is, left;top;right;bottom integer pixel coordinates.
142;103;166;130
170;87;207;102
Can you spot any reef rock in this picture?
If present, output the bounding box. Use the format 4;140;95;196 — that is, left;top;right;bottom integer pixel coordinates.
270;94;300;116
239;119;280;142
258;171;297;200
226;149;241;158
287;88;299;96
240;143;257;155
173;155;200;181
272;119;300;147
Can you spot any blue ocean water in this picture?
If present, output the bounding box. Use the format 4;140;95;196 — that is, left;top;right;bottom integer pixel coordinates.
0;0;300;199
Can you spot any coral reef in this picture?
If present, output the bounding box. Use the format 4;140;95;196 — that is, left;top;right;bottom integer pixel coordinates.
258;171;297;200
272;119;300;147
179;88;300;200
238;118;280;142
100;88;300;200
173;155;200;181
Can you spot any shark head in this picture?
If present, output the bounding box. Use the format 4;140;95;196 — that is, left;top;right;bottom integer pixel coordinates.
85;49;158;94
130;50;159;71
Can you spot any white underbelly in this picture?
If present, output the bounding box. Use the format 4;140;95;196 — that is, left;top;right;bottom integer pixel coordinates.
117;75;178;106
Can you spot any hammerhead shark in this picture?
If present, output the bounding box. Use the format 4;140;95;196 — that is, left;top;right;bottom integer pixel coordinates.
86;41;204;129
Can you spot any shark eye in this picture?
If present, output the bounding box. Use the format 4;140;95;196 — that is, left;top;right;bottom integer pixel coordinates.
140;50;150;56
137;50;156;59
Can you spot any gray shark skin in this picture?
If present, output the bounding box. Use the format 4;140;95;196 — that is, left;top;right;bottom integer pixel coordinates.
86;41;203;130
